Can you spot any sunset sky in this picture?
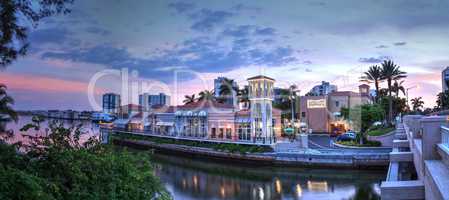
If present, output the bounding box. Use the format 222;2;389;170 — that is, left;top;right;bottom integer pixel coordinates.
3;0;449;110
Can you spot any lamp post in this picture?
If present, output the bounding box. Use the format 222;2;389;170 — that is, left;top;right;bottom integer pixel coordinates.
290;87;300;126
406;85;419;109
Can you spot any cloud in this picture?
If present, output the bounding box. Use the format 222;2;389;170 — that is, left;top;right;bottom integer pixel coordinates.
29;28;70;45
41;36;299;79
375;45;389;49
221;25;254;37
393;42;407;46
189;9;234;32
254;27;276;36
303;60;313;65
168;2;195;13
231;4;261;12
358;56;391;63
85;27;111;36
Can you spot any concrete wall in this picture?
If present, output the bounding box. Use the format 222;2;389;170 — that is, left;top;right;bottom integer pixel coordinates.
367;130;395;147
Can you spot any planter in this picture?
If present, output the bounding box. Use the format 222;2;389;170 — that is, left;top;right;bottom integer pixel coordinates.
367;130;396;147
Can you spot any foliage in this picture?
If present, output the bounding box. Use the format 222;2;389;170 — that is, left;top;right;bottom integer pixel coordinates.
198;90;215;101
380;60;407;123
217;78;238;103
237;86;250;108
379;96;407;117
410;97;424;112
366;127;395;136
436;91;449;110
337;140;382;147
0;0;74;67
340;104;385;133
0;84;18;132
360;65;383;103
183;94;196;105
391;80;406;97
112;132;273;154
0;119;171;200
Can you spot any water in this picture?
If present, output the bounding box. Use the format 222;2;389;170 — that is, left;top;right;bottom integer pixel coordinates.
8;116;385;200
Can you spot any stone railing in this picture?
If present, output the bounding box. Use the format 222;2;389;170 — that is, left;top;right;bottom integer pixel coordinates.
442;125;449;148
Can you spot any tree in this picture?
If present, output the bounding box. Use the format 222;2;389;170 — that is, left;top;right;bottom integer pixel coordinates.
1;0;74;67
238;86;250;109
183;94;196;105
218;78;238;103
198;90;215;101
0;119;172;200
360;65;383;103
381;60;407;123
341;104;384;144
411;97;424;112
392;80;406;97
436;91;449;110
0;84;18;133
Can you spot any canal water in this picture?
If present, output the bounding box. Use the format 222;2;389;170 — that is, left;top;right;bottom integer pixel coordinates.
6;116;385;200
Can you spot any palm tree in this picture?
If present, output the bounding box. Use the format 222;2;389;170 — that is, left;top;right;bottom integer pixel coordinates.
392;80;406;97
218;78;238;103
411;97;424;112
0;84;18;133
360;65;383;103
198;90;215;101
238;86;250;109
183;94;196;105
381;60;407;123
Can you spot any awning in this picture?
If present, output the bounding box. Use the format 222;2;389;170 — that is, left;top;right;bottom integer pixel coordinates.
113;118;130;125
235;118;251;123
156;122;174;126
129;118;143;124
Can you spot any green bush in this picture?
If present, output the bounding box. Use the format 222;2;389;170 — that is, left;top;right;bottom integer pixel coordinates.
337;140;382;147
367;127;395;136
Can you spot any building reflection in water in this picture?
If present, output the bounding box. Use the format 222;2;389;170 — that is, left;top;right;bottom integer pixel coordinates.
153;154;384;200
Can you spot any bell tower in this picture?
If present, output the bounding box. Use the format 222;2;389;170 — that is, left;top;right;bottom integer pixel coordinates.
247;75;275;144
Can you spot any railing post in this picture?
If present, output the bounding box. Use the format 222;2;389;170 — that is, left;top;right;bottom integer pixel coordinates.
420;116;449;161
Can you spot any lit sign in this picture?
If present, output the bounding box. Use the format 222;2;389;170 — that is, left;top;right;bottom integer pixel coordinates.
307;99;326;108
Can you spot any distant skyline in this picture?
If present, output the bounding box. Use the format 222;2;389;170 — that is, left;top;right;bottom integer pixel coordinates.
2;0;449;110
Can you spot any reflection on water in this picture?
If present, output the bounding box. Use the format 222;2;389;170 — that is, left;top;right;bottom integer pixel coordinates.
9;116;384;200
152;154;384;200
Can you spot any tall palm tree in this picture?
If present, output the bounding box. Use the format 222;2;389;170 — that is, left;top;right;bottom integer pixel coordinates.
381;60;407;123
0;84;18;133
218;78;238;103
392;80;406;97
360;65;383;103
198;90;215;101
183;94;196;105
411;97;424;112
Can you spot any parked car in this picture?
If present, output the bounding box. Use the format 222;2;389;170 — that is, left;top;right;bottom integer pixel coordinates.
336;131;357;141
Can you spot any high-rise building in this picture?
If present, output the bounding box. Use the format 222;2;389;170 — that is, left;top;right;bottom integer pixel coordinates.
214;77;239;107
102;93;121;114
442;67;449;92
139;93;170;109
308;81;337;96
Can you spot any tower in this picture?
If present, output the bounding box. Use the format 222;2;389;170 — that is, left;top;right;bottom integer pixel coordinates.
247;75;275;144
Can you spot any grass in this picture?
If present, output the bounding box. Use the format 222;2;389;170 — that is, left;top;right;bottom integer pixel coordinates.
367;127;395;136
111;132;273;154
336;140;382;147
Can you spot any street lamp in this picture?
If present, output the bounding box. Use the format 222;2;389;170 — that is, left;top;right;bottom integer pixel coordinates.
406;85;420;109
290;87;300;126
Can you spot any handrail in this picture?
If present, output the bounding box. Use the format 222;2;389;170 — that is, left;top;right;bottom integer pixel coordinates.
441;126;449;147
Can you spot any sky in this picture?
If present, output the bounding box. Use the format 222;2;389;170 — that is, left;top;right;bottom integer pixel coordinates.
2;0;449;110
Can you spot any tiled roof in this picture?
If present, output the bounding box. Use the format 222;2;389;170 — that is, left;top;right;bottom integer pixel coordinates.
247;75;275;81
176;100;235;110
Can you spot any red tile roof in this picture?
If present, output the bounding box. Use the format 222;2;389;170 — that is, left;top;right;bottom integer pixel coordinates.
177;100;235;109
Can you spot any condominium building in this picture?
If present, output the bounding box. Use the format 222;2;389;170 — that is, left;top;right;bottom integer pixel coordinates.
139;93;170;109
102;93;121;114
308;81;338;96
442;67;449;92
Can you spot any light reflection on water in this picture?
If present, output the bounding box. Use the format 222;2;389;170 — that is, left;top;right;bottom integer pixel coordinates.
152;154;385;200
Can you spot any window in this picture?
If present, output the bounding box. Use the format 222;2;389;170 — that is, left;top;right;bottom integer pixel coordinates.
302;112;306;118
211;128;216;138
226;128;232;139
219;128;224;139
335;101;340;107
